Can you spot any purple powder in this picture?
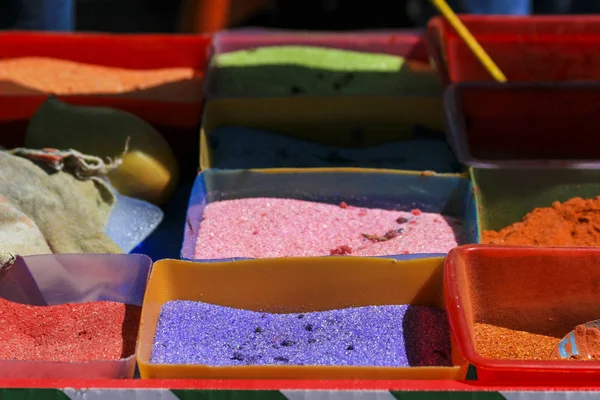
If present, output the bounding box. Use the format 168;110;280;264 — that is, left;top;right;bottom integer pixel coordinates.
150;301;451;367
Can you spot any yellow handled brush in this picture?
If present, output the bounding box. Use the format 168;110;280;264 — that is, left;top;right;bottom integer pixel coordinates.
430;0;507;82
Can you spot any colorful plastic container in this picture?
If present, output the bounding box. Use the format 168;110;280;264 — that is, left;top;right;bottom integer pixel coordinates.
137;256;468;380
0;32;211;168
445;245;600;383
199;97;445;170
180;168;477;260
470;167;600;238
0;253;152;379
427;15;600;85
212;28;430;59
445;82;600;168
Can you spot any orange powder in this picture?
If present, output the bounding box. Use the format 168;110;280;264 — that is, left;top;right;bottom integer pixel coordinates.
0;57;202;102
482;197;600;246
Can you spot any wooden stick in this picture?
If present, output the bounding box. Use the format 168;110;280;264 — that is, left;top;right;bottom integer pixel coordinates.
430;0;507;82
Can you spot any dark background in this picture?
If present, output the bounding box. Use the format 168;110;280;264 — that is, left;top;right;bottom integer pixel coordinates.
74;0;600;34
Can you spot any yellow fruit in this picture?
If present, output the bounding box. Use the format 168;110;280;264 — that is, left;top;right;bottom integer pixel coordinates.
25;97;178;205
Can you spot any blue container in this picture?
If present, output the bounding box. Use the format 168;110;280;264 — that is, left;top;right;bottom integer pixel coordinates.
180;168;477;261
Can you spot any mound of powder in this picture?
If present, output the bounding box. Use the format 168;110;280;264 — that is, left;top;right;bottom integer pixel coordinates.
0;297;141;362
474;323;561;361
210;46;441;97
0;57;202;102
150;301;451;367
482;197;600;246
194;198;465;259
209;127;460;172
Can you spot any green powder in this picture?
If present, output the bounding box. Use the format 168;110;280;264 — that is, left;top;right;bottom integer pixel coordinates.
210;46;441;97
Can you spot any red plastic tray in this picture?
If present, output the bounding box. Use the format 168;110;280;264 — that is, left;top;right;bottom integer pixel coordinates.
0;32;211;170
427;15;600;85
444;82;600;167
445;245;600;384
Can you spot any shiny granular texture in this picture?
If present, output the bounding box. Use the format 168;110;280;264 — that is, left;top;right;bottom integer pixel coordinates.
474;323;561;360
482;197;600;247
0;297;141;362
0;57;202;102
194;198;466;259
150;301;452;367
209;127;459;172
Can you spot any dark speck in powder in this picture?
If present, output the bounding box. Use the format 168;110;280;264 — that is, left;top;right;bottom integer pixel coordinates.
396;216;408;224
290;85;305;94
255;326;263;333
297;314;305;319
281;339;295;347
384;230;400;240
231;352;244;361
276;148;289;159
274;356;290;363
347;345;355;351
305;324;313;332
308;338;317;344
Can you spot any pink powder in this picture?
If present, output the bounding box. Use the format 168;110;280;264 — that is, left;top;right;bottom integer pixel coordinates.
194;198;466;259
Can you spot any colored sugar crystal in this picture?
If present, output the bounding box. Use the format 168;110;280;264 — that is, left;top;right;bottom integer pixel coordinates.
209;127;459;172
0;297;141;362
0;57;202;102
474;323;561;361
150;301;451;367
210;46;440;97
483;197;600;247
194;198;465;259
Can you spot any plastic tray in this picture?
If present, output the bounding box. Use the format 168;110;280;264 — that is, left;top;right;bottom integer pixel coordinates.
199;97;444;170
0;253;152;379
445;244;600;383
180;168;476;260
470;167;600;238
0;32;211;170
0;31;211;128
212;28;430;60
205;29;438;100
427;15;600;85
137;256;468;380
444;82;600;168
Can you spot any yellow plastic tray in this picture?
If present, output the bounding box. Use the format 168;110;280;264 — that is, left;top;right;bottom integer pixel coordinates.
199;96;444;170
137;256;468;380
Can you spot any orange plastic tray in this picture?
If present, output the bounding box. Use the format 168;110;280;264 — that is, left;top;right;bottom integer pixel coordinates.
137;256;468;380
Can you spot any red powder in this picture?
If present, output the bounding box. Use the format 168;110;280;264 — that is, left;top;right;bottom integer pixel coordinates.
0;298;140;362
483;197;600;246
330;245;353;255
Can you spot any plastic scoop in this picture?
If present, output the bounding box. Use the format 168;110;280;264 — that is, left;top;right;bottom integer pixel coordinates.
430;0;507;82
551;320;600;360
